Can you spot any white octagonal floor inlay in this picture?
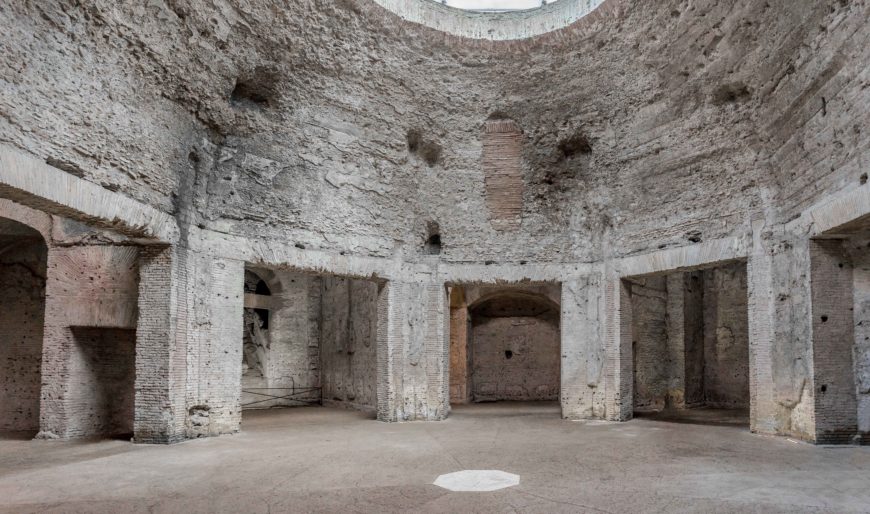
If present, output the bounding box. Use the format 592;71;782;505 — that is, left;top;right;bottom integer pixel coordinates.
433;470;520;492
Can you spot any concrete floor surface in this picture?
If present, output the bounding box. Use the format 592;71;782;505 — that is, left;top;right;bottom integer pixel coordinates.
1;402;869;513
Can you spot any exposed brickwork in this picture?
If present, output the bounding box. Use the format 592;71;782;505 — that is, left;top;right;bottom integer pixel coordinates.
448;287;469;404
39;241;141;440
134;245;185;443
66;327;136;438
702;264;750;409
629;276;668;411
0;227;46;432
810;239;858;444
482;119;524;231
376;281;399;421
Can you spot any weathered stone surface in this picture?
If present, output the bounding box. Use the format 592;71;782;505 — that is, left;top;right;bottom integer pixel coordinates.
0;0;868;445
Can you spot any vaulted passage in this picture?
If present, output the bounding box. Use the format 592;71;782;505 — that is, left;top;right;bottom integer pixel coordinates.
625;261;749;426
449;285;560;408
240;268;379;420
0;217;47;436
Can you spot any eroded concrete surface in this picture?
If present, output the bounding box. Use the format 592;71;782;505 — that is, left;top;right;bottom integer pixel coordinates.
1;405;869;513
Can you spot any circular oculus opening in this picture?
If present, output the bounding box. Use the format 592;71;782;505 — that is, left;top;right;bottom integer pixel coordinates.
373;0;606;40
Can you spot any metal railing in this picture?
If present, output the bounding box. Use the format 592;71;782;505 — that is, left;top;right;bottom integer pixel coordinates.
241;386;322;408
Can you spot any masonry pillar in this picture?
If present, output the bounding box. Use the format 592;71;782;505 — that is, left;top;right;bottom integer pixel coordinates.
376;280;449;422
134;245;188;443
747;222;816;440
449;287;470;404
561;275;604;419
665;273;687;409
851;242;870;443
810;239;858;443
135;245;244;442
603;273;633;421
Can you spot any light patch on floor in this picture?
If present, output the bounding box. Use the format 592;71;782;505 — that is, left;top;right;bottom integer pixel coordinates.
433;470;520;492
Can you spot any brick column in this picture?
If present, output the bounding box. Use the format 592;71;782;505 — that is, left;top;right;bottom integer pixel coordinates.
851;244;870;443
810;239;858;443
38;246;71;438
134;245;188;443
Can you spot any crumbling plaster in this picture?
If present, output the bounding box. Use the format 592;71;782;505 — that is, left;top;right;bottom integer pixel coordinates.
0;0;867;444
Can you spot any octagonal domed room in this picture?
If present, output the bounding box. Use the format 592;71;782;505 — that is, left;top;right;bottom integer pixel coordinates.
1;0;869;512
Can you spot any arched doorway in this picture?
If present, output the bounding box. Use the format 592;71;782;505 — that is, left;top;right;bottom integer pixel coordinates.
468;292;560;402
0;216;47;436
449;285;561;407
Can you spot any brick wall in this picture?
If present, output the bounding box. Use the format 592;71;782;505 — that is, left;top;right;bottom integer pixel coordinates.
482;119;524;231
0;233;46;432
810;239;858;443
448;287;470;404
134;245;184;443
471;313;560;402
40;243;141;440
66;327;135;438
702;263;750;409
629;276;669;410
851;243;870;443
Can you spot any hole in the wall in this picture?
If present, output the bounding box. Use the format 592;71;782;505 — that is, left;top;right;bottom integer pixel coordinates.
407;129;442;167
424;221;442;255
231;81;271;107
230;67;280;109
686;231;703;243
820;384;828;393
295;243;306;250
504;350;513;359
426;234;442;254
487;111;513;121
711;82;752;105
558;132;592;159
861;173;868;185
821;315;829;323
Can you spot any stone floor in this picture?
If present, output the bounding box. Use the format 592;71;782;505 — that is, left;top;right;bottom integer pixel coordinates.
633;406;750;427
1;403;869;513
